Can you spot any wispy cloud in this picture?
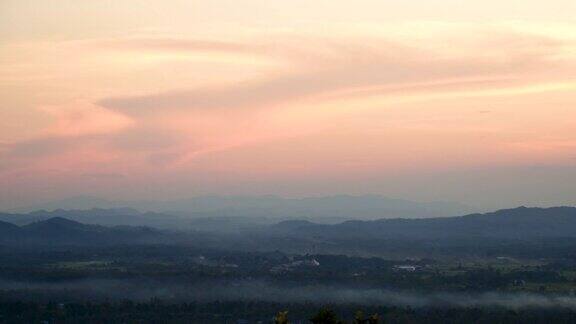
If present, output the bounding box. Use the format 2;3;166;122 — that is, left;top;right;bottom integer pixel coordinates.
94;37;259;54
1;19;576;206
99;31;573;118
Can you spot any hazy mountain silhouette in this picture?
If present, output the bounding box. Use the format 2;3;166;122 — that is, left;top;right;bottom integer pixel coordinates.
271;207;576;240
11;195;475;220
0;208;187;229
2;207;576;253
0;217;169;246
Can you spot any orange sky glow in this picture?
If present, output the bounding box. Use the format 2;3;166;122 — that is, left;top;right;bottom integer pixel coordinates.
1;0;576;209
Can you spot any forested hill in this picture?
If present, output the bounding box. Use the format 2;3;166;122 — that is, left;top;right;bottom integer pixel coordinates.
0;217;167;246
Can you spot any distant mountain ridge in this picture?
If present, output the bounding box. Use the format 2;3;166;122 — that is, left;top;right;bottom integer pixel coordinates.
0;217;168;246
2;206;576;252
10;195;475;220
0;208;186;229
271;206;576;240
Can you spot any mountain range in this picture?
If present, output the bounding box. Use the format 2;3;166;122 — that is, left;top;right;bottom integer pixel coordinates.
0;217;168;246
2;206;576;249
271;206;576;240
9;195;475;220
0;208;185;229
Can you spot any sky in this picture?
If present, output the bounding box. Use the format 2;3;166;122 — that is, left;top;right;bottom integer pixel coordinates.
1;0;576;210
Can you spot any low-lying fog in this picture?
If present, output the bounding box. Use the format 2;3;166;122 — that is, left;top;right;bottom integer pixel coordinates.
2;279;575;309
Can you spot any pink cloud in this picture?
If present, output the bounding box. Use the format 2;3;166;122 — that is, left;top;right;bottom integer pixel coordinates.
40;102;134;137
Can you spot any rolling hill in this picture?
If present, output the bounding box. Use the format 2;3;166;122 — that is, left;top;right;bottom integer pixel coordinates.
0;217;169;246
